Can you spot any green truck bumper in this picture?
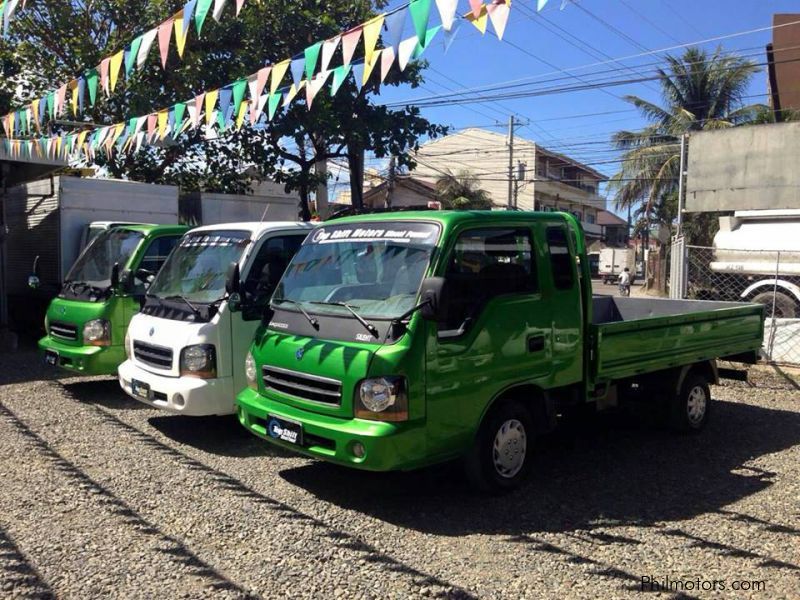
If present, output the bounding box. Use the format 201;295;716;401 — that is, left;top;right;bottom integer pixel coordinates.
38;336;125;376
236;388;428;471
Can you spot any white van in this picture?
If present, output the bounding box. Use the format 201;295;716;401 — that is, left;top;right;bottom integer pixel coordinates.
118;222;313;415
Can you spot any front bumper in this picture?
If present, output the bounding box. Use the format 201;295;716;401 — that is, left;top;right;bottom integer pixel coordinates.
235;388;427;471
38;336;124;376
118;360;236;416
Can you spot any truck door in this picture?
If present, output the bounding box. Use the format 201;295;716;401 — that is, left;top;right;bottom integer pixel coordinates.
425;226;552;456
230;232;307;395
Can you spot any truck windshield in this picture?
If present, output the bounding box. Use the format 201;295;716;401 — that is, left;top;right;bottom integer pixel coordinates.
148;230;251;303
65;228;144;288
273;222;440;319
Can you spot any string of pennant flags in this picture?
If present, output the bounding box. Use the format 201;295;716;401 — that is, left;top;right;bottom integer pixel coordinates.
1;0;520;162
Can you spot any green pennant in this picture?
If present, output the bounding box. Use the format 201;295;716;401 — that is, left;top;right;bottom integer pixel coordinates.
195;0;213;35
217;108;228;132
127;117;137;137
232;79;247;112
86;68;99;106
267;93;281;120
413;25;441;58
304;41;322;80
174;102;187;130
409;0;433;46
330;64;352;96
126;35;143;77
46;93;55;120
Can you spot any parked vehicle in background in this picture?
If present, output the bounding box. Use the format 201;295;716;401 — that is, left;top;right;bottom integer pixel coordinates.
711;209;800;318
119;222;313;416
37;224;189;375
599;247;636;284
236;211;763;491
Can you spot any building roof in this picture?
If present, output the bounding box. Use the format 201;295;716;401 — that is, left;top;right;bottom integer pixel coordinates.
596;209;628;226
363;175;438;204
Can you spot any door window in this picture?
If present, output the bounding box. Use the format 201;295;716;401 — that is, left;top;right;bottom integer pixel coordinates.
242;233;306;319
134;235;181;293
440;228;537;333
546;226;575;290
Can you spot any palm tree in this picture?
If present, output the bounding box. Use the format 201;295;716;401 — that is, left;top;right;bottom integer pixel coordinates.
435;170;494;210
610;47;762;221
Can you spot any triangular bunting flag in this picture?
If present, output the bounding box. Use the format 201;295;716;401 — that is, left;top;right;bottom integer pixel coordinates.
290;57;305;86
109;50;124;91
383;9;407;54
250;66;270;102
469;0;483;19
126;36;143;76
212;0;227;21
341;27;361;68
99;58;110;96
193;93;205;128
77;77;86;113
267;93;281;121
435;0;458;31
235;100;248;129
362;15;384;66
174;10;188;57
183;0;197;35
362;50;382;87
283;81;303;107
487;1;510;40
250;93;267;124
204;89;219;126
270;59;290;95
304;41;322;80
235;0;246;16
352;62;365;92
380;47;395;82
218;86;233;120
409;0;433;45
305;70;332;108
195;0;213;34
46;92;55;119
537;0;548;10
55;84;67;117
232;79;247;112
467;5;489;34
320;36;340;73
146;114;157;141
398;35;418;71
414;25;441;58
158;17;175;67
137;28;158;68
174;102;187;130
330;63;351;96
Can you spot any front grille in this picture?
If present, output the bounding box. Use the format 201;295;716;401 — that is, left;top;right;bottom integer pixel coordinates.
133;340;173;370
49;320;77;340
263;366;342;406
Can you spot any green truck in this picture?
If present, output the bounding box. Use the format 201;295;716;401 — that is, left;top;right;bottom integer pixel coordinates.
236;211;763;490
37;224;188;375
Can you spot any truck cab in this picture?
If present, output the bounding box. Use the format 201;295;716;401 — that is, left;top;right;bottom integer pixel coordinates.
38;224;188;375
118;222;313;416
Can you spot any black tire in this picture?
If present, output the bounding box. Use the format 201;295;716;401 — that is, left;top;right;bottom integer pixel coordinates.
669;373;711;432
750;291;797;319
464;400;533;492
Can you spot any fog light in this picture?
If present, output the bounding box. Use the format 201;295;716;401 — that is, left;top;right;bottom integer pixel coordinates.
173;393;185;408
352;442;365;458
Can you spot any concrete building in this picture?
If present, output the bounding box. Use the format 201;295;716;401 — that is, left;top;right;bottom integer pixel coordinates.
363;175;438;209
768;14;800;114
410;128;607;239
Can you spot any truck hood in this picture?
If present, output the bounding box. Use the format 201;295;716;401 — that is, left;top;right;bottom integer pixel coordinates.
255;328;380;418
46;297;113;347
127;312;226;377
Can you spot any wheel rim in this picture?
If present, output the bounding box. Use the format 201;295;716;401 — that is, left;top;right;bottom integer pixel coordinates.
492;419;527;478
686;385;707;425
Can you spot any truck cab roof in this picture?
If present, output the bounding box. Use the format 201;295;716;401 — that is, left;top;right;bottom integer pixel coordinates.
187;221;314;239
113;223;189;236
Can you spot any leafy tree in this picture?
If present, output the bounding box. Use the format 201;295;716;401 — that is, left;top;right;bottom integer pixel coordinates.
609;47;762;243
435;170;493;210
2;0;445;219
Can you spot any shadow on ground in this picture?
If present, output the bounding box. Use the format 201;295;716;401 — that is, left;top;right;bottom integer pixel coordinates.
61;379;146;410
280;400;800;543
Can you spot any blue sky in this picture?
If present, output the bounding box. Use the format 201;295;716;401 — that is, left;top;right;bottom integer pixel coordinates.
357;0;799;207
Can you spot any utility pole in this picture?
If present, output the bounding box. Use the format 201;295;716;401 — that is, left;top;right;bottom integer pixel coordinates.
676;133;687;236
386;155;396;209
507;116;515;210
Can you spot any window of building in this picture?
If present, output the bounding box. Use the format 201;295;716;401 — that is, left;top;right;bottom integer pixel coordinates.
585;213;596;224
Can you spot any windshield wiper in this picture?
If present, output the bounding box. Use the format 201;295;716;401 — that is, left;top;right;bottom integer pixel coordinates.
164;294;202;318
391;298;432;325
273;298;319;329
309;301;379;339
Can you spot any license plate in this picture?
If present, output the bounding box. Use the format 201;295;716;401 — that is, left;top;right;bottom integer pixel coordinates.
131;379;151;400
44;350;58;366
266;415;303;445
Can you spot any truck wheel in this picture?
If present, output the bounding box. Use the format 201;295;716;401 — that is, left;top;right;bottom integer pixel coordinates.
669;373;711;432
750;291;797;319
464;401;533;492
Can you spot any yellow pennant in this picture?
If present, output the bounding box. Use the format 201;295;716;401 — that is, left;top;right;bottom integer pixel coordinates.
174;10;188;58
71;81;79;116
467;4;489;34
362;49;382;86
270;59;290;96
31;99;40;128
157;111;169;139
362;15;385;66
235;100;248;129
109;50;124;92
204;89;219;126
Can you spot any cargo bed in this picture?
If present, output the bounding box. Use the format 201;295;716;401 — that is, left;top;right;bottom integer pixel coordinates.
590;296;764;382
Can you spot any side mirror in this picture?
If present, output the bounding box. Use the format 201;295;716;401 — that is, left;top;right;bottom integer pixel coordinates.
419;277;445;321
225;262;241;295
28;256;41;289
110;262;120;289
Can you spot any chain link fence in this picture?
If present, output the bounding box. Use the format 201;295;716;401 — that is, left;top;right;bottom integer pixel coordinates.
682;244;800;365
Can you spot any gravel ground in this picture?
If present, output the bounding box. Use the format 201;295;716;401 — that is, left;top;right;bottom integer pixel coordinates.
0;350;798;599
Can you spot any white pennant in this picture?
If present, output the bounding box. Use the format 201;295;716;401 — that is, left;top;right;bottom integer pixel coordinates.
397;35;419;72
434;0;459;31
253;93;269;121
134;116;147;137
320;36;340;73
137;28;158;68
134;132;145;153
187;105;199;129
212;0;228;21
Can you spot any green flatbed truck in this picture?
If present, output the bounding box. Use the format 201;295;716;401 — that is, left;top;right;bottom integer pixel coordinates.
236;211;764;490
37;224;188;375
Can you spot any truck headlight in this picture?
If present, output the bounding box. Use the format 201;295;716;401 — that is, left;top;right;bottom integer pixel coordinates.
245;351;257;388
356;376;408;422
180;344;216;378
125;330;131;359
83;319;111;346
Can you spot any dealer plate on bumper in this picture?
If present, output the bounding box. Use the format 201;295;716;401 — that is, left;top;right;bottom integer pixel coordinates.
266;414;303;445
131;379;151;400
44;350;58;366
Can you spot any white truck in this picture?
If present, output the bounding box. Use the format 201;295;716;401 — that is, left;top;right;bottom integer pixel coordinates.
118;222;313;416
711;209;800;318
598;247;636;285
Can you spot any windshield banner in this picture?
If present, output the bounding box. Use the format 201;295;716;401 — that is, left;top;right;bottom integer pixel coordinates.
179;233;250;248
308;223;439;246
